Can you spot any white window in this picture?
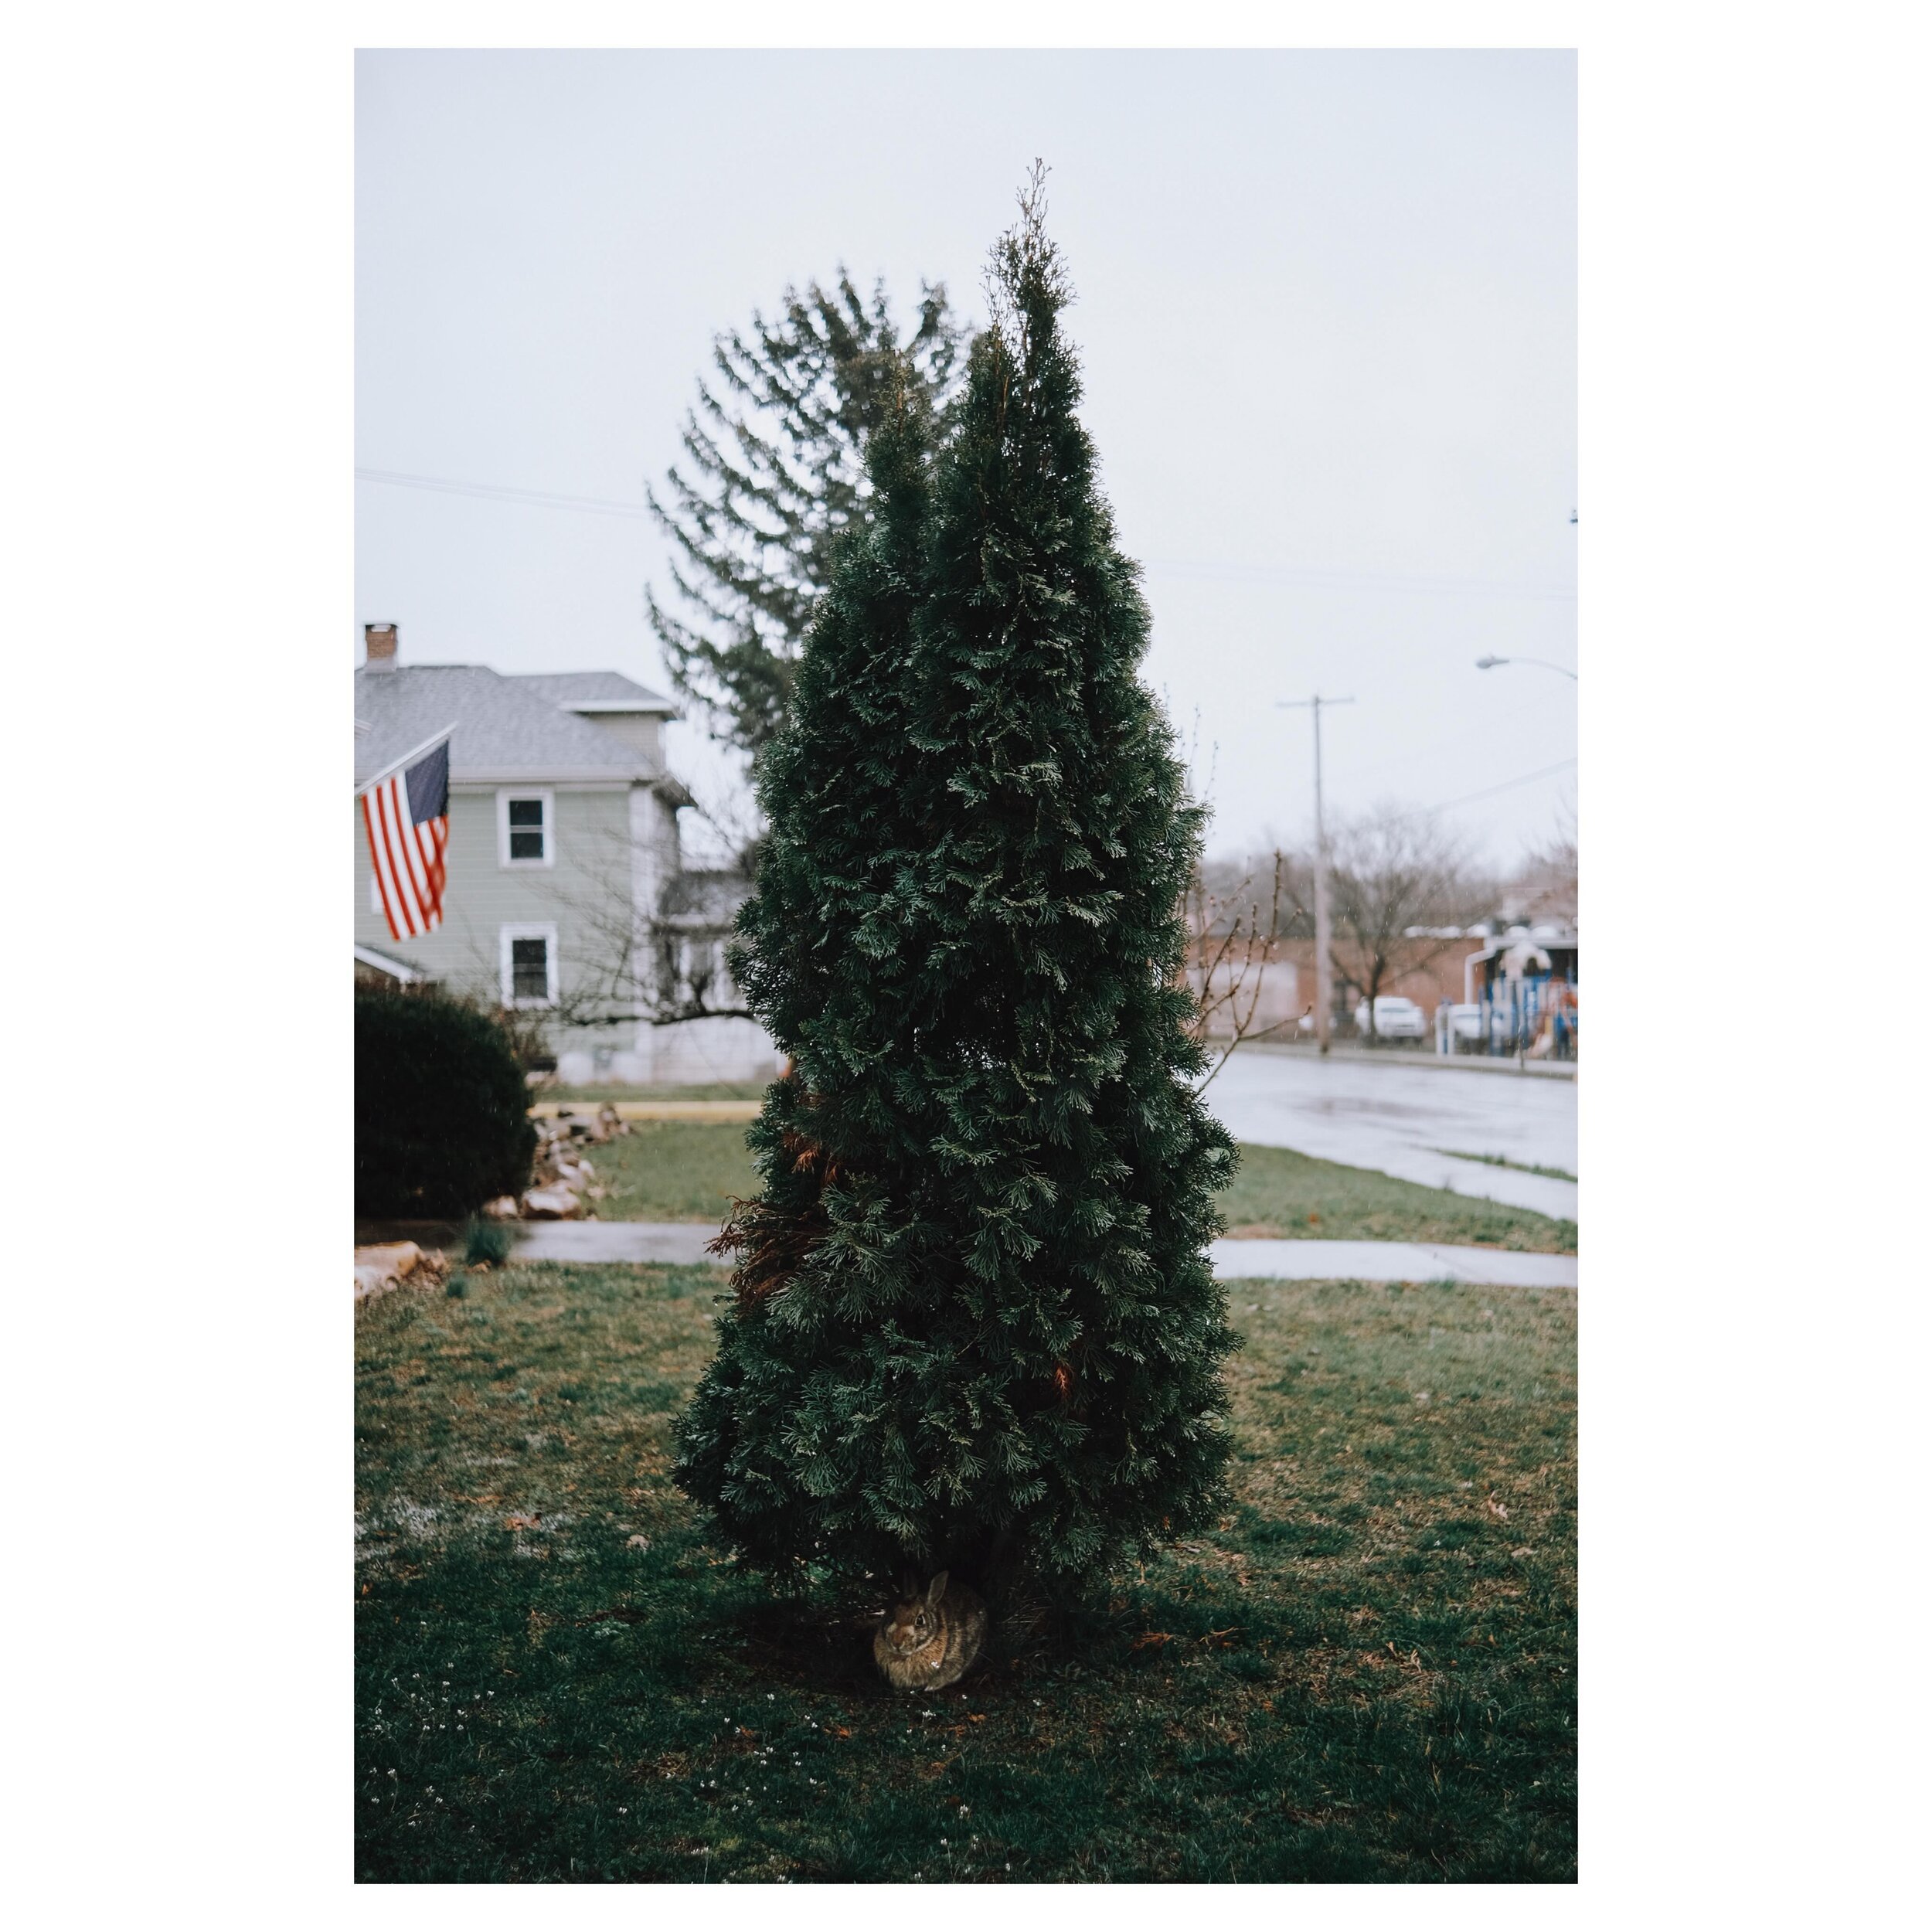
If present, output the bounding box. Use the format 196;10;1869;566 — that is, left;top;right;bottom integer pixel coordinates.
497;789;555;867
500;923;559;1008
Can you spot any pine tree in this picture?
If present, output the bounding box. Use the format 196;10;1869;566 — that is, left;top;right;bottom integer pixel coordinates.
675;177;1237;1607
646;271;965;762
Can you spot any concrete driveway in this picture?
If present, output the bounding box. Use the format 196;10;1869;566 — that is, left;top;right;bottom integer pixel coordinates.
1202;1049;1578;1221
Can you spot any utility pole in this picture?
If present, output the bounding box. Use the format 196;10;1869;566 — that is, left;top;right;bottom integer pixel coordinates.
1277;696;1354;1053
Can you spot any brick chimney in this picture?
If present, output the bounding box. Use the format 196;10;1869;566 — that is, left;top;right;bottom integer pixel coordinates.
363;621;398;670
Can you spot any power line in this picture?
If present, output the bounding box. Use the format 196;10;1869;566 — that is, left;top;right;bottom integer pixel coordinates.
1253;756;1573;851
1426;757;1577;816
355;468;650;519
1308;757;1575;833
355;468;1576;602
1143;556;1575;603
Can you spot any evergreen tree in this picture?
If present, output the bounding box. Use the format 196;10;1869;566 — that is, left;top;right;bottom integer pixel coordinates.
646;271;965;762
675;177;1237;1607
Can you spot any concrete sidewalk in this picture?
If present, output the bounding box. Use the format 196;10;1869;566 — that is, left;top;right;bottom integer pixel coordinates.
512;1221;719;1264
1209;1239;1574;1287
509;1220;1575;1287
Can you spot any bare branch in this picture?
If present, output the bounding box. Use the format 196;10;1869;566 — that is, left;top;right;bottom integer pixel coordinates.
1183;849;1301;1092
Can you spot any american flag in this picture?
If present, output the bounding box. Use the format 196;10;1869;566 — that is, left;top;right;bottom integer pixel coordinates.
362;734;451;940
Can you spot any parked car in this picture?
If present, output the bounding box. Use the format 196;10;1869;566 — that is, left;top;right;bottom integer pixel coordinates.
1354;995;1428;1039
1443;1002;1485;1044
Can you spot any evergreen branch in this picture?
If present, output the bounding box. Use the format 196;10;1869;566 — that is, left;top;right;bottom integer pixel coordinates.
647;270;968;770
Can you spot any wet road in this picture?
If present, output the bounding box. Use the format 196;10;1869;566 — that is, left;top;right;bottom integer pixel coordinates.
1202;1049;1578;1221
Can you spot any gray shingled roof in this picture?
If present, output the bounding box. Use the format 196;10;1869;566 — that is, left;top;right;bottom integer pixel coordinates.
510;671;679;713
353;665;661;786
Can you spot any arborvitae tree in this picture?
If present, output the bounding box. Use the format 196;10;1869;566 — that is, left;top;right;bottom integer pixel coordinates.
675;177;1237;1608
646;271;965;762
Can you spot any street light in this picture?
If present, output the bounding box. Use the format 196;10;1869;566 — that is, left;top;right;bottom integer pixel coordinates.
1476;655;1577;681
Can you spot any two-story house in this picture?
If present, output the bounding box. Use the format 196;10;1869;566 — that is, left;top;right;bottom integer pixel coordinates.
353;622;776;1085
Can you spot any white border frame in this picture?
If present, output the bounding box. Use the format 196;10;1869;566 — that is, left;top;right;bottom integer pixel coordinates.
496;786;556;868
498;921;559;1008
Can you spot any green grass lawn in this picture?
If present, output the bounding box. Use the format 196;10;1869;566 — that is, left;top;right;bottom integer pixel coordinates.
1219;1145;1576;1253
587;1122;1577;1254
589;1121;762;1226
355;1264;1576;1882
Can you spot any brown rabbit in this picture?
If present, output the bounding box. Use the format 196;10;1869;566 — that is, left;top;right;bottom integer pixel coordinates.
873;1572;987;1693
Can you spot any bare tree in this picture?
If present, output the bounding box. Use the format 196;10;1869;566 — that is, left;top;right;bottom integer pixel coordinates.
1182;850;1308;1090
411;814;760;1059
541;818;758;1032
1326;806;1480;1038
1509;791;1578;927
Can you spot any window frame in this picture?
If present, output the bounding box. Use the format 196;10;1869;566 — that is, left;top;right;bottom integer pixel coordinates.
499;922;560;1009
496;788;556;869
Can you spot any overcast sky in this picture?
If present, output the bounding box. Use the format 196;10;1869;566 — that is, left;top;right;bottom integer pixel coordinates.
356;49;1575;866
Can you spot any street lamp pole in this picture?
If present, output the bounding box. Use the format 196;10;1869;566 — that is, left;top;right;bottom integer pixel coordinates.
1277;695;1355;1054
1475;655;1577;681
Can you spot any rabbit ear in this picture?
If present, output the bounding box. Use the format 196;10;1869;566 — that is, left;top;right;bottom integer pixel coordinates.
927;1572;949;1608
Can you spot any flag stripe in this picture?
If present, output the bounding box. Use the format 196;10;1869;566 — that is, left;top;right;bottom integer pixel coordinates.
362;744;451;941
410;811;439;890
374;781;417;937
384;778;431;927
364;790;407;939
413;812;445;932
389;781;431;938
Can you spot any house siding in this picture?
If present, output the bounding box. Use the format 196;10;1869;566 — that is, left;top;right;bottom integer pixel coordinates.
355;783;641;1052
575;713;664;765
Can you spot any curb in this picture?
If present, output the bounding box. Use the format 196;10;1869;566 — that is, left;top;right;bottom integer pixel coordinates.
1231;1043;1577;1080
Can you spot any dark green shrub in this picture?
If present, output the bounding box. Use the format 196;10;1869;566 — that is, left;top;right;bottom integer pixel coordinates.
355;990;536;1218
463;1216;513;1267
